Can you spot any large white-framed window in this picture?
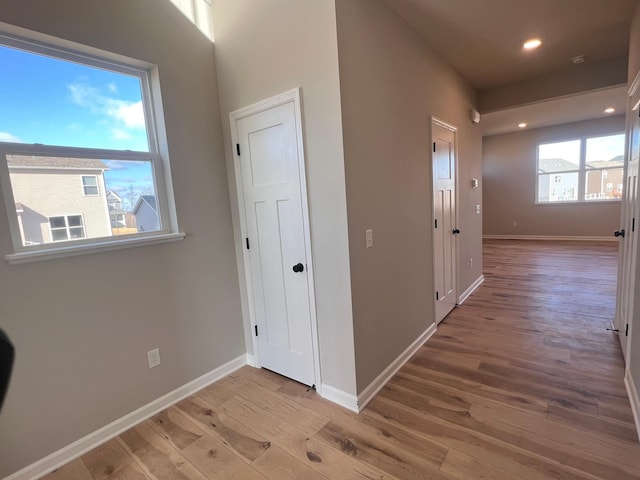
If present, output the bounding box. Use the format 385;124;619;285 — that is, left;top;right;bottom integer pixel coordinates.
0;24;184;264
536;133;625;204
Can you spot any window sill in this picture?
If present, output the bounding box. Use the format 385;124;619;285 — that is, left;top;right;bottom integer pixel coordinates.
5;232;186;265
534;199;621;206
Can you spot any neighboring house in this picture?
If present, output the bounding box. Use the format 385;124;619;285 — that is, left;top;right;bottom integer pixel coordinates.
133;194;159;232
585;155;625;200
106;190;126;228
538;157;580;202
538;155;625;202
8;155;112;246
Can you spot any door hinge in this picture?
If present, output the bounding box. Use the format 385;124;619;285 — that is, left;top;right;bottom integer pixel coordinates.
626;323;629;336
633;218;636;233
436;291;439;300
435;219;438;228
246;237;250;250
433;142;436;153
236;143;241;156
254;325;258;336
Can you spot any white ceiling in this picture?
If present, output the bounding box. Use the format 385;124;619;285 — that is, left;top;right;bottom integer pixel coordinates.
382;0;636;91
480;86;628;137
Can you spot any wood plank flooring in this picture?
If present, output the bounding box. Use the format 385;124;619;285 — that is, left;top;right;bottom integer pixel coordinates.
42;239;640;479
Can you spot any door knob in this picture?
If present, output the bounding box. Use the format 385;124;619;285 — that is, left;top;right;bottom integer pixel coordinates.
292;263;304;273
614;229;625;238
452;228;461;235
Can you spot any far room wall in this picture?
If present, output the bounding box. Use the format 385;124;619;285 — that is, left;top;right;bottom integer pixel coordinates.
483;115;625;237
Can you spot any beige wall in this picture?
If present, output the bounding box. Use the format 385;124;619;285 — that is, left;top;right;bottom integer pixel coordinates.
480;57;628;112
335;0;483;392
629;4;640;86
483;115;625;237
628;1;640;413
0;1;244;477
211;0;357;396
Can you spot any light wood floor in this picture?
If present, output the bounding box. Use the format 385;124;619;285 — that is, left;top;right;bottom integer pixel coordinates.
43;239;640;480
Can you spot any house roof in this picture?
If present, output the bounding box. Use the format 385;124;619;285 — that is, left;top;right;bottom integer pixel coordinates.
133;195;157;214
538;158;579;173
7;155;107;170
587;155;625;169
107;190;123;201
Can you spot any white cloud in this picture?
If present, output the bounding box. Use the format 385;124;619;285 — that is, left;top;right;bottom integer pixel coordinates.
110;101;145;129
0;132;22;143
107;82;118;94
68;82;146;131
112;128;134;140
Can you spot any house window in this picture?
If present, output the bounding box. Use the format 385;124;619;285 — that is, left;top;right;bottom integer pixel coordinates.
537;133;624;203
82;175;99;196
0;27;183;264
49;215;85;241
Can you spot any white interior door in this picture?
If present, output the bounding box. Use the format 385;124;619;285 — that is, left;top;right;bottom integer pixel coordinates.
615;95;640;361
432;120;458;324
232;92;316;387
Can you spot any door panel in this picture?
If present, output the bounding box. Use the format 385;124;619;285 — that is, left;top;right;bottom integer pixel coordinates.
433;122;458;324
616;97;640;361
236;101;315;386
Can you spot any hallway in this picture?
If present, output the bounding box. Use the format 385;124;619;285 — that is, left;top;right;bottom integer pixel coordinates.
44;240;640;480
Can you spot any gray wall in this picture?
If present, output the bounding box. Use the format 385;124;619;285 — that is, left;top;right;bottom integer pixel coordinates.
335;0;483;393
211;0;358;397
483;115;625;237
628;1;640;414
0;1;244;477
479;57;628;112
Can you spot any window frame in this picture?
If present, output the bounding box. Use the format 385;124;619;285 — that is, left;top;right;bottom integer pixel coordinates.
0;24;184;264
535;133;625;205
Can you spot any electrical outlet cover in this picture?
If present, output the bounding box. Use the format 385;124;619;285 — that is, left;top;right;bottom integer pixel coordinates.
147;348;161;368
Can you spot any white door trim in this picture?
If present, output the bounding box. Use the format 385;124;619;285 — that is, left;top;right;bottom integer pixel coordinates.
229;88;322;393
431;116;460;324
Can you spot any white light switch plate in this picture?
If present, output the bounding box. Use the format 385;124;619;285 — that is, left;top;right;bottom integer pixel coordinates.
365;229;373;248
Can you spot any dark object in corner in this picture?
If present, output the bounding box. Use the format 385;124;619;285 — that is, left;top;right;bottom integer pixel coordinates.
0;328;14;413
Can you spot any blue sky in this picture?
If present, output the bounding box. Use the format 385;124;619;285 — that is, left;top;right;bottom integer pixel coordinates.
0;44;155;205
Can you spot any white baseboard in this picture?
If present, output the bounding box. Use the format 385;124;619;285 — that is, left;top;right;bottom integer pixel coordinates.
246;353;258;367
320;383;359;413
483;235;616;242
356;323;437;411
5;355;247;480
458;275;484;305
625;370;640;443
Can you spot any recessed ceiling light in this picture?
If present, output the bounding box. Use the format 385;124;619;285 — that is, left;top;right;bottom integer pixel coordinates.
518;122;528;128
604;107;616;114
523;39;542;50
